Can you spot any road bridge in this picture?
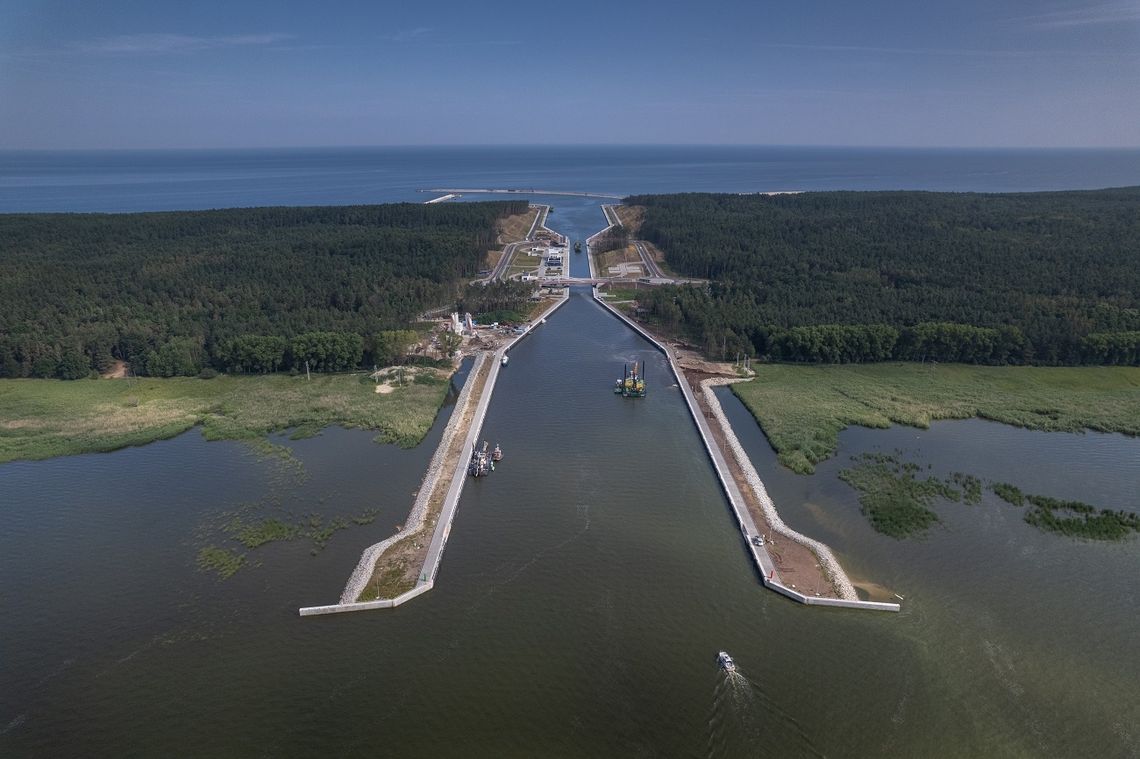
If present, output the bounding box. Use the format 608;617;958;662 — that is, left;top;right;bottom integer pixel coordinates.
538;278;609;287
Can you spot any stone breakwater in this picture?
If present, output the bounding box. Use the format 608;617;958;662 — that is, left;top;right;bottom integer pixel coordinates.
339;353;490;604
701;377;859;601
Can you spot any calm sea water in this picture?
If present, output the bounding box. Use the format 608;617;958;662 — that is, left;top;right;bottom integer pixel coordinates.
2;145;1140;213
2;152;1139;756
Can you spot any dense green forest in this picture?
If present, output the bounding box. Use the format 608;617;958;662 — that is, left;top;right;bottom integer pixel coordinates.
626;189;1140;365
0;201;528;378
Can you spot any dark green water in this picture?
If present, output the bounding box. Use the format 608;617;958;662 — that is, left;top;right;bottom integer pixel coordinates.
2;207;1138;756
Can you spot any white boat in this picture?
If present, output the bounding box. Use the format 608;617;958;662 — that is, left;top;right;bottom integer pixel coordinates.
717;651;736;673
501;355;509;366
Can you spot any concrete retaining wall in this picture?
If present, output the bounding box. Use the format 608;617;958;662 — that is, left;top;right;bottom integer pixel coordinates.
591;289;899;614
766;581;901;612
300;583;434;617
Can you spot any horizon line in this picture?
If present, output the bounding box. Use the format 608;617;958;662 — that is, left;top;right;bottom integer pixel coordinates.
3;142;1140;153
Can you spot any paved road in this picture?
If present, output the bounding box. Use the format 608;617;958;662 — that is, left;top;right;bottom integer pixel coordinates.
601;204;665;278
488;204;548;281
489;241;521;281
635;242;665;278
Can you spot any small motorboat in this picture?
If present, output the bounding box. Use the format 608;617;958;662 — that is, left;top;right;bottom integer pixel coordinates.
717;651;736;673
501;355;509;366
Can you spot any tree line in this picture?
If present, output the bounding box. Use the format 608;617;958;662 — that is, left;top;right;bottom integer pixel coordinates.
0;201;530;378
626;189;1140;365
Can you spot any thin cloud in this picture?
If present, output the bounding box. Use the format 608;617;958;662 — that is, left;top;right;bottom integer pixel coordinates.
1017;2;1140;28
753;41;1138;59
381;27;432;42
73;32;295;55
425;39;522;47
378;28;520;46
756;42;1030;58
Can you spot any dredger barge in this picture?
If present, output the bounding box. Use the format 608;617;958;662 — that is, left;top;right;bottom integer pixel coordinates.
614;361;646;397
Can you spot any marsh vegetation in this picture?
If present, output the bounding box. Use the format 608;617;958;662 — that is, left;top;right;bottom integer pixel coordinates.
731;363;1140;474
0;369;453;463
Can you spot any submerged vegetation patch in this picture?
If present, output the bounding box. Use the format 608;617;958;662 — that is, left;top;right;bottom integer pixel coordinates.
194;500;383;578
838;453;963;538
990;484;1140;541
196;546;247;579
990;482;1026;507
227;517;301;549
836;457;1139;542
950;473;983;505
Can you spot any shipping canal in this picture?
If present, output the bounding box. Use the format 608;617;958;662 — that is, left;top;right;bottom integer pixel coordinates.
2;202;1138;757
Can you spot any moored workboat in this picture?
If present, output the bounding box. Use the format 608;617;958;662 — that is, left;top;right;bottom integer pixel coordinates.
468;441;495;477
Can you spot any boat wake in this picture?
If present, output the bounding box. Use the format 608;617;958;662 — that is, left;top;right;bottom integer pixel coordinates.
706;664;825;759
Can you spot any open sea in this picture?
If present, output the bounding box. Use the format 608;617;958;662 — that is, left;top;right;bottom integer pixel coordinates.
2;145;1140;213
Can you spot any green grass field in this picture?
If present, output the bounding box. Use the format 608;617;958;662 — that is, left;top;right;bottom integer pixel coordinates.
0;371;452;463
732;364;1140;474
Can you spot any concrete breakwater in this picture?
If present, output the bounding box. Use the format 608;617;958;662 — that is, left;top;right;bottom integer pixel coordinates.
591;289;899;613
300;293;570;616
701;378;857;600
336;353;491;605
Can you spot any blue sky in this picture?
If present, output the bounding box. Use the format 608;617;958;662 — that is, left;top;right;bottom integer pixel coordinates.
1;0;1138;148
